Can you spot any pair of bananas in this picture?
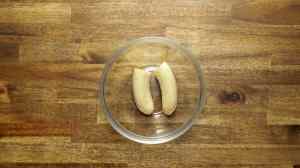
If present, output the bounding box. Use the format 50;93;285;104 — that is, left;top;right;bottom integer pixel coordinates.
133;62;177;116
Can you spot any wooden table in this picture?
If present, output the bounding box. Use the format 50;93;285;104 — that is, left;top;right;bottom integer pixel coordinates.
1;0;300;167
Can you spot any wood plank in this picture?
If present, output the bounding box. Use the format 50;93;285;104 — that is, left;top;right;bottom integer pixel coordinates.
95;105;269;132
75;26;285;64
0;23;71;41
21;26;292;63
9;23;299;64
268;85;300;125
2;0;70;2
0;101;98;124
0;35;23;45
0;42;19;62
269;50;300;124
1;143;300;164
165;27;300;86
226;108;300;144
19;40;80;63
0;80;13;104
0;163;128;168
77;38;271;71
0;103;79;124
269;66;300;85
0;2;299;64
71;0;233;26
0;123;72;136
165;27;300;59
71;123;232;144
178;23;300;38
230;124;300;145
0;63;102;81
72;23;165;43
0;64;101;124
272;52;300;66
75;23;300;64
132;164;294;168
232;0;300;25
0;164;292;168
73;108;300;145
0;136;71;144
0;80;95;124
75;81;296;145
72;20;300;42
0;3;71;24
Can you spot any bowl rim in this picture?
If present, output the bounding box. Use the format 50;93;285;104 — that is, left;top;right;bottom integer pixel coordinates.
99;36;207;144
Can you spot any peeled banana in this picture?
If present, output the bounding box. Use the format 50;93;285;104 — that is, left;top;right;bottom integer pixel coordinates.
154;62;177;115
132;68;154;115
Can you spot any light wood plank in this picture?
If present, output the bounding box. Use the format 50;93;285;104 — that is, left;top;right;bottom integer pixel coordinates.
71;0;232;26
165;27;300;60
268;85;300;125
1;143;300;164
0;3;71;24
232;0;300;25
0;122;72;136
0;136;71;144
0;163;293;168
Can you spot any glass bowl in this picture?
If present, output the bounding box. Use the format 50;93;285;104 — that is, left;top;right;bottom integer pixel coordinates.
99;36;206;144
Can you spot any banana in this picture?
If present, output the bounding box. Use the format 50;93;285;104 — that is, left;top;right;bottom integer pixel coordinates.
132;68;154;115
154;62;177;115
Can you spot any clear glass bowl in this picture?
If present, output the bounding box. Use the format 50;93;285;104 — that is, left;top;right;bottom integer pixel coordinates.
100;37;206;144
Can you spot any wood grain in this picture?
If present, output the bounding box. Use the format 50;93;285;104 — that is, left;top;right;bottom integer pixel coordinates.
71;0;232;26
71;123;300;145
1;143;300;164
232;0;300;25
0;64;100;125
0;123;72;136
0;3;71;24
0;164;293;168
268;85;300;125
0;0;300;167
0;42;19;62
268;46;300;125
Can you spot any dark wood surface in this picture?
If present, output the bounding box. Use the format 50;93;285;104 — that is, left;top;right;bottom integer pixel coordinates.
0;0;300;167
